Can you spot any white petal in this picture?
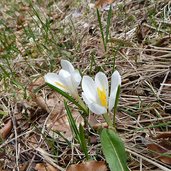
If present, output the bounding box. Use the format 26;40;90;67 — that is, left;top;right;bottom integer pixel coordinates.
82;76;97;102
59;69;71;78
108;88;117;111
88;103;107;115
44;73;67;92
109;71;121;111
59;69;79;96
95;72;109;98
59;73;77;95
61;60;75;73
110;70;121;93
71;70;81;87
82;92;92;105
82;90;106;114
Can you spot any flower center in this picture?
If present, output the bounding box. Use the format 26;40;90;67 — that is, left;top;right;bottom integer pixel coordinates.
97;87;107;108
55;82;67;90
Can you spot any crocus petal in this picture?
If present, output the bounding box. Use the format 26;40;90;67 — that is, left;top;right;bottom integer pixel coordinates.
59;69;71;79
88;103;107;115
108;88;118;111
82;76;97;102
95;72;109;99
44;73;67;92
71;70;81;87
60;61;81;87
108;70;121;111
61;60;75;73
82;92;107;115
110;70;121;93
82;92;91;105
59;72;78;96
59;69;80;96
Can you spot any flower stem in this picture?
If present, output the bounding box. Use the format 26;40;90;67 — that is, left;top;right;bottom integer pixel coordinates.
113;110;116;129
103;113;113;127
76;95;89;115
113;85;120;129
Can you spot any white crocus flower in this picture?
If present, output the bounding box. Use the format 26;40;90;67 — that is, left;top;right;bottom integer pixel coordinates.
82;71;121;115
44;60;81;98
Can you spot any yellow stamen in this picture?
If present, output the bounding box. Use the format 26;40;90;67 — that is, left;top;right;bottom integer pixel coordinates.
55;82;67;90
97;87;107;108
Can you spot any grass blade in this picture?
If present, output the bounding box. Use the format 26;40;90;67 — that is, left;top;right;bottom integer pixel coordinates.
64;101;89;159
79;124;89;160
47;83;87;114
113;85;121;128
64;101;80;142
105;5;112;45
96;8;106;51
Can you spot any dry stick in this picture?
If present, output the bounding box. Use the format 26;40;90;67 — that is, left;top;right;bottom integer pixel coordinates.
126;148;171;171
157;69;170;98
125;116;171;124
9;110;19;171
26;109;54;171
35;147;65;171
121;47;171;53
0;129;34;149
143;23;169;34
26;105;65;171
161;83;171;86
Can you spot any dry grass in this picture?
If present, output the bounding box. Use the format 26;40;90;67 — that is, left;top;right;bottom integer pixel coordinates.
0;0;171;170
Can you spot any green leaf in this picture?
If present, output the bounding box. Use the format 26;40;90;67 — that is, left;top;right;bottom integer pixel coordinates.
100;128;130;171
79;124;89;160
105;5;112;45
47;83;87;113
64;101;80;142
96;8;106;51
64;101;90;160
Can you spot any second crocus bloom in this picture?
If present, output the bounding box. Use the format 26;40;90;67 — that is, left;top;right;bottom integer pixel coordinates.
82;71;121;115
44;60;81;99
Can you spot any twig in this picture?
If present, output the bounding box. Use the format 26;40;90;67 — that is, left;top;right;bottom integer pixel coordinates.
9;109;19;171
157;69;170;98
126;147;171;171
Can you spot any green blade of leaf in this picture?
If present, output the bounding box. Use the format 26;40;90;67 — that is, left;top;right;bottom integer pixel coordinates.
105;5;112;45
47;83;87;114
100;128;130;171
64;102;90;160
79;124;89;160
64;101;81;142
96;8;106;51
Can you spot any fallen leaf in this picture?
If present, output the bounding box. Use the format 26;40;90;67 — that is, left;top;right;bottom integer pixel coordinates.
47;108;83;141
159;156;171;165
95;0;113;8
154;36;171;47
35;148;64;171
32;92;64;116
35;163;59;171
25;133;40;148
67;161;107;171
136;22;151;44
19;162;29;171
147;143;166;154
0;120;13;139
147;140;171;164
28;76;45;92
